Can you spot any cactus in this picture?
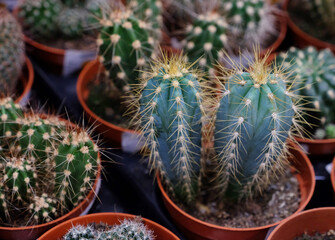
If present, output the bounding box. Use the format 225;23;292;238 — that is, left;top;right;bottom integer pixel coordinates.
131;53;205;205
223;0;275;48
64;224;95;240
85;0;114;28
18;0;63;39
57;8;89;38
306;0;335;30
0;98;23;140
182;12;228;73
97;8;157;94
0;7;25;94
61;0;85;7
54;128;99;211
29;193;57;224
275;46;335;138
213;52;305;200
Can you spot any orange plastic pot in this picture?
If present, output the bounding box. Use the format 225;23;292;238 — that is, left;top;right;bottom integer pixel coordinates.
0;117;102;240
283;0;335;53
77;60;138;147
157;142;315;240
295;137;335;156
15;57;34;104
267;207;335;240
39;212;180;240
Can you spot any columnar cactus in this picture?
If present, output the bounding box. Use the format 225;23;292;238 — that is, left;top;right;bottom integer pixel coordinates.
54;128;99;210
223;0;275;48
97;9;156;94
182;12;228;73
57;8;89;38
18;0;63;39
214;53;305;200
0;7;25;94
132;54;205;204
29;194;57;224
275;46;335;138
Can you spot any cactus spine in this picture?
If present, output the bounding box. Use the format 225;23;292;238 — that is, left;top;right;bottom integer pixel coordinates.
29;194;57;224
133;54;205;204
0;98;23;139
275;46;335;138
64;224;95;240
214;53;304;200
97;9;157;94
0;7;25;94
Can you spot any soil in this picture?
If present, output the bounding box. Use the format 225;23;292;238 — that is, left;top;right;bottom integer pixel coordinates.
178;169;300;228
294;230;335;240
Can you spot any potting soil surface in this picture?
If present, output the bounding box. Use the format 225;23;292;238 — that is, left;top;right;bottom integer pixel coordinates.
179;169;300;228
294;230;335;240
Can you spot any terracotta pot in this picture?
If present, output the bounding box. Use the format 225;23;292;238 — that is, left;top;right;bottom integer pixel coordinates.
39;212;180;240
295;137;335;156
0;117;102;240
77;59;138;148
282;0;335;53
157;142;315;240
267;207;335;240
15;57;34;105
331;157;335;194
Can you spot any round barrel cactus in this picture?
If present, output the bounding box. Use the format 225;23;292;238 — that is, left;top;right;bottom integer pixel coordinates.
29;194;57;224
275;46;335;137
0;97;23;139
182;12;228;73
64;224;95;240
18;0;63;39
133;54;205;204
214;54;304;200
57;8;89;38
97;9;156;94
0;7;25;94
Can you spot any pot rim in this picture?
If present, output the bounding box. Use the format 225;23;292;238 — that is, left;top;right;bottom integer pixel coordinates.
15;57;34;104
76;59;138;135
295;136;335;145
282;0;335;50
267;207;335;239
331;157;335;192
0;115;101;231
157;141;315;232
39;212;180;239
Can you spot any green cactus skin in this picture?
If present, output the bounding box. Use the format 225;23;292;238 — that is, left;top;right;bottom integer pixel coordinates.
63;224;95;240
18;0;63;39
275;46;335;133
134;54;204;205
29;193;57;224
108;217;154;240
326;124;335;138
0;7;25;94
214;56;301;200
3;156;36;202
0;98;23;140
182;12;228;73
54;129;99;211
97;9;156;94
57;8;89;38
0;187;8;222
61;0;85;7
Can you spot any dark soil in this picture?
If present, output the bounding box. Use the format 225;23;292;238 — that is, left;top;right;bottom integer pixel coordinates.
178;169;300;228
294;230;335;240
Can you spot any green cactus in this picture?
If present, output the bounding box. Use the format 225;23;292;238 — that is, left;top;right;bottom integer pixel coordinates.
0;7;25;94
29;193;57;224
0;186;8;222
182;12;228;73
306;0;335;31
97;9;157;94
133;54;205;205
0;98;23;140
18;0;63;39
275;46;335;138
61;0;86;7
57;8;89;38
213;53;304;200
63;224;95;240
85;0;113;28
54;128;99;211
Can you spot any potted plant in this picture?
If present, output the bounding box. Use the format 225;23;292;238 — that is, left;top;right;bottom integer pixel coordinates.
283;0;335;52
129;50;315;240
39;212;180;239
274;46;335;155
0;97;101;240
0;5;34;105
267;207;335;240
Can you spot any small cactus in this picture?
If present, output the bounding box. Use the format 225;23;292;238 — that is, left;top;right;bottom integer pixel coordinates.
131;53;205;204
57;8;89;38
213;52;306;200
29;193;57;224
18;0;63;39
63;224;95;240
182;11;228;73
61;0;85;7
0;98;23;140
97;8;157;95
275;46;335;138
0;7;25;94
306;0;335;31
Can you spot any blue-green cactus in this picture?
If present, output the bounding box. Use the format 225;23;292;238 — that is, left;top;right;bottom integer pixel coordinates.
63;224;95;240
134;54;205;204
